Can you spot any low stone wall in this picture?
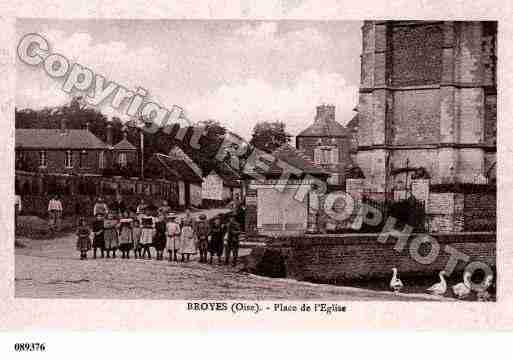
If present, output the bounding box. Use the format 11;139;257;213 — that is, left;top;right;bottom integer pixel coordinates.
257;232;495;282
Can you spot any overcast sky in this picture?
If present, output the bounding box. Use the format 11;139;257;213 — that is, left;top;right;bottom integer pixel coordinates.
16;19;361;140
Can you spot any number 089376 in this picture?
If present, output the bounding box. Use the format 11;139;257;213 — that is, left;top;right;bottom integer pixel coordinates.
13;343;46;351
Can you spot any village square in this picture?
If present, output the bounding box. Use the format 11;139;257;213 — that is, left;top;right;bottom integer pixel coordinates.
14;20;497;301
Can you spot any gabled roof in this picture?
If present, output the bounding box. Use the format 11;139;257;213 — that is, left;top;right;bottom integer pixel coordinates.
157;152;203;184
16;129;108;150
244;144;329;179
346;114;359;132
113;138;137;151
148;153;183;181
209;162;241;187
271;144;330;177
168;146;203;178
297;116;348;138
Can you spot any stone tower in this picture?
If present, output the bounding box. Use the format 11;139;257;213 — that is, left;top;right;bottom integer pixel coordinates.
356;21;497;194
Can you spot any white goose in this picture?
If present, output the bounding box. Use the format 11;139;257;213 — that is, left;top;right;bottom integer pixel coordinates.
452;271;472;299
427;271;447;296
390;267;404;294
477;274;494;302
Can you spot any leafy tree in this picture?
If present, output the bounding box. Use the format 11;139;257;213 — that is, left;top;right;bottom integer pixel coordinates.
249;121;291;153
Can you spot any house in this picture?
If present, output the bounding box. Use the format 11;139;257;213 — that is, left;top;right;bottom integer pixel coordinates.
202;162;242;204
145;153;184;207
15;119;109;175
244;144;330;235
165;146;203;208
296;104;352;186
110;125;138;168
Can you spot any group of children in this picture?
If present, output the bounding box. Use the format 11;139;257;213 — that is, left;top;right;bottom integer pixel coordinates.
75;206;242;266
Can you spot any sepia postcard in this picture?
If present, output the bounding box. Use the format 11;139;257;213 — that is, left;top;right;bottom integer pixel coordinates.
1;0;513;336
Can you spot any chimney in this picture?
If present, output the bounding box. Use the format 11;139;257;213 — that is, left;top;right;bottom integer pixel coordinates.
315;104;335;122
60;118;68;134
106;122;113;146
122;125;127;139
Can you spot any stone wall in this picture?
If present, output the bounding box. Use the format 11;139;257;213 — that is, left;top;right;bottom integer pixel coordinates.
356;21;496;190
427;189;496;232
263;232;495;282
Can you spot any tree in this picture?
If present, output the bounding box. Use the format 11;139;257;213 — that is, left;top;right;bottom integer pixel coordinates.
249;121;291;153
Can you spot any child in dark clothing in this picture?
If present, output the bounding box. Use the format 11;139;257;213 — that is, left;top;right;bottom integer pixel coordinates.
132;219;142;258
154;213;167;260
76;217;91;260
92;213;105;259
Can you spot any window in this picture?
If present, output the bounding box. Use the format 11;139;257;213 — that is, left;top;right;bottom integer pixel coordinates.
118;152;127;167
39;151;47;167
99;151;105;169
79;150;87;168
15;151;24;163
314;146;337;165
65;150;73;168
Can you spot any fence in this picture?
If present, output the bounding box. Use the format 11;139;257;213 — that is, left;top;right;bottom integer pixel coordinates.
16;171;179;217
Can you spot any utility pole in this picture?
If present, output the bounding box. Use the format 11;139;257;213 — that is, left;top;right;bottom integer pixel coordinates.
140;128;144;179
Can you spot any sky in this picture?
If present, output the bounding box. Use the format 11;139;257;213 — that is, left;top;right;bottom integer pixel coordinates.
16;19;361;140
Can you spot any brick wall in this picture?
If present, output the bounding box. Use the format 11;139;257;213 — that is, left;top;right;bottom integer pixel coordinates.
427;192;464;232
264;232;495;282
17;149;104;174
463;192;496;231
296;136;351;185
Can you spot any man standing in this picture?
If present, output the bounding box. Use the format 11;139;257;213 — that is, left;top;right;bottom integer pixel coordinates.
48;195;63;231
224;214;241;266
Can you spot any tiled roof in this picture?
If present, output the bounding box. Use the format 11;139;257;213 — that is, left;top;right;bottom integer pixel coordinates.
346;114;359;131
16;129;108;150
210;162;241;187
244;144;329;178
149;154;183;181
113;138;137;151
168;146;203;178
297;116;348;137
271;144;329;176
156;152;203;184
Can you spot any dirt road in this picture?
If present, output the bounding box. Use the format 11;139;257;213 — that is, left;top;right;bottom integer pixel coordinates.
15;232;439;301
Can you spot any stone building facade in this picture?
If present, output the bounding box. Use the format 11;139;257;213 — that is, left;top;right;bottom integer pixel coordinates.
296;104;351;186
356;21;497;195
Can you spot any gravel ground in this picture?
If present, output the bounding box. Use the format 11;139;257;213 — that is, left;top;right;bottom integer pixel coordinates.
14;208;443;301
15;236;441;301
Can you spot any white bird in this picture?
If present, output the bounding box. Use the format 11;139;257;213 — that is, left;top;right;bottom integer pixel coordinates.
427;271;447;296
452;271;472;299
390;267;404;294
476;274;494;302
